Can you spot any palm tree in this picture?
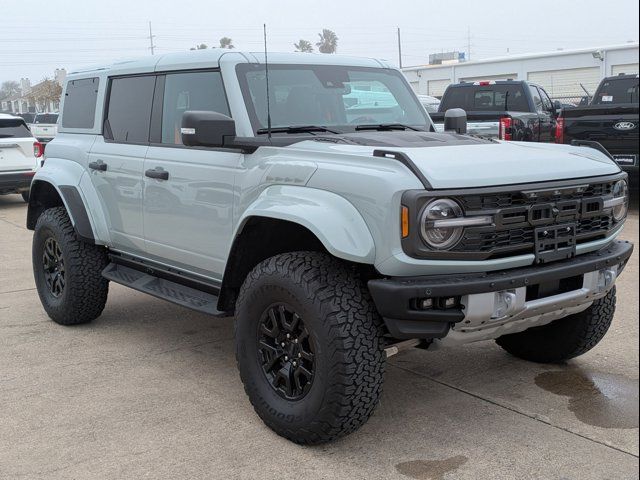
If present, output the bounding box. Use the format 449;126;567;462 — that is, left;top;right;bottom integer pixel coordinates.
316;29;338;54
219;37;234;49
190;43;208;50
294;39;314;53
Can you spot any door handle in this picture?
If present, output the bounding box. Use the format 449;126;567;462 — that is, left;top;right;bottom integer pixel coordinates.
145;167;169;181
88;160;107;171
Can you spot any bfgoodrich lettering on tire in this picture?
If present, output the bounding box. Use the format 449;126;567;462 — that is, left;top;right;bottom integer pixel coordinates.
33;207;109;325
235;251;386;444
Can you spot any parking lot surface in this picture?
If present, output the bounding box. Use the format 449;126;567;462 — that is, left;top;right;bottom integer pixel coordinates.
0;194;638;480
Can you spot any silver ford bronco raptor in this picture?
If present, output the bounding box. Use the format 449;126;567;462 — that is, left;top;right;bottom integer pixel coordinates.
27;50;633;444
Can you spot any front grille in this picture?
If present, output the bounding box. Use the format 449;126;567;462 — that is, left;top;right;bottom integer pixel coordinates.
459;181;613;211
451;180;619;259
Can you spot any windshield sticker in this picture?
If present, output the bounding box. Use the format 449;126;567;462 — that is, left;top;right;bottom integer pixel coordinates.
601;95;613;102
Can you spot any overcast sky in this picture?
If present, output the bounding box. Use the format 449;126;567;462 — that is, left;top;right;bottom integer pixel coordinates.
1;0;638;84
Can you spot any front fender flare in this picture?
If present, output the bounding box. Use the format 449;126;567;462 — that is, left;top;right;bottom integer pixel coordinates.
236;185;375;263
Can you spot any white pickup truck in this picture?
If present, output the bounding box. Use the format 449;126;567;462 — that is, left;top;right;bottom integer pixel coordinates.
0;114;42;201
31;113;59;143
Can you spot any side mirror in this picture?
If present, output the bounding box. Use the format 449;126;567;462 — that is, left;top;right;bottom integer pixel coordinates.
553;100;562;115
444;108;467;134
181;111;236;148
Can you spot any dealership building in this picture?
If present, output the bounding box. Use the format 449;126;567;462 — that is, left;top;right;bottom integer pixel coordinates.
403;43;639;101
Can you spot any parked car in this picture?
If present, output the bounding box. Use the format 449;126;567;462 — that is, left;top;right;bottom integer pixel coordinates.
27;51;632;445
417;94;440;113
431;80;559;141
556;74;639;180
0;114;43;201
31;113;59;143
17;112;36;125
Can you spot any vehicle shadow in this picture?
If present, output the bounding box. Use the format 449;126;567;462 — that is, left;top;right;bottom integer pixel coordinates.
82;285;638;449
0;193;28;211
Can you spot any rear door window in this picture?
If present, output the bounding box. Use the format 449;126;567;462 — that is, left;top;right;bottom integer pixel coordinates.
440;84;529;111
530;86;543;112
105;75;156;144
0;118;33;138
160;71;230;145
62;77;99;129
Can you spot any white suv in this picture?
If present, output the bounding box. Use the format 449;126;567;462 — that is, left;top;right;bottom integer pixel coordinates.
31;113;59;143
0;114;42;201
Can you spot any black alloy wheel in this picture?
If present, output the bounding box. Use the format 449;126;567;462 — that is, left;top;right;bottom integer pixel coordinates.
257;303;315;400
42;236;65;298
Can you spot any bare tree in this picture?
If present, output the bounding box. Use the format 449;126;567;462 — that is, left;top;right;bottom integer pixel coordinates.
219;37;234;49
294;39;314;53
0;80;20;99
316;29;338;54
26;78;62;111
190;43;208;50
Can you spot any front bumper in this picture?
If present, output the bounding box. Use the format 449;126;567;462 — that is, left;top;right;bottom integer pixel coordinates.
368;240;633;341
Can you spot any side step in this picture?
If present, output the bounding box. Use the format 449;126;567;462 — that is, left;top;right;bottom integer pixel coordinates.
102;263;224;316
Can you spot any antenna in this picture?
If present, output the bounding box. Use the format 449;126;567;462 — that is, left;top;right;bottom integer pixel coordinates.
263;24;272;140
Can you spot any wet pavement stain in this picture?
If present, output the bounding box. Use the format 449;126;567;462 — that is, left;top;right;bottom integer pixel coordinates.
395;456;468;480
535;369;639;429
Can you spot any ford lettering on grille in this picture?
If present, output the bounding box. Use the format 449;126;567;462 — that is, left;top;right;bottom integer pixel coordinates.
494;198;603;228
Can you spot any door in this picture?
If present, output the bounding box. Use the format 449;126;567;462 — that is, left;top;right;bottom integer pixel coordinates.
536;86;556;143
142;70;240;279
87;75;155;254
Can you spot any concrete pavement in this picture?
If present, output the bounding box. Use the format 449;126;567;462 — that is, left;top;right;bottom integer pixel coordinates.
0;193;638;480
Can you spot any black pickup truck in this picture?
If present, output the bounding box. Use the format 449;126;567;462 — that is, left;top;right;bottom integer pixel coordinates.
557;74;639;180
430;80;559;141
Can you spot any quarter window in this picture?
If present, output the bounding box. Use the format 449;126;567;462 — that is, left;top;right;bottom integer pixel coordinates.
106;76;155;143
61;77;99;129
161;71;229;145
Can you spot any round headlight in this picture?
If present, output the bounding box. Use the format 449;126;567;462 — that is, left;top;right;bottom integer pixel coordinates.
420;198;464;249
612;179;629;221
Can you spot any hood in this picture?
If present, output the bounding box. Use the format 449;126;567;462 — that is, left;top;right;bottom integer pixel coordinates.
291;132;621;189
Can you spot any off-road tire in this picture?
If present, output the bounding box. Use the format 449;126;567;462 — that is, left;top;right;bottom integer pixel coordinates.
33;207;109;325
235;251;386;444
496;287;616;363
21;191;30;202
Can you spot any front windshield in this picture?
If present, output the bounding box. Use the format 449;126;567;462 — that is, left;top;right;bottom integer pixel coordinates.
236;64;430;134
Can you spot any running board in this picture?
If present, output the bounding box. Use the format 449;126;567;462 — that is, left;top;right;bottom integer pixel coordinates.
102;263;224;316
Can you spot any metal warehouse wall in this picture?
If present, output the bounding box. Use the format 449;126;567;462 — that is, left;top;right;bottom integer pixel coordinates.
403;44;640;100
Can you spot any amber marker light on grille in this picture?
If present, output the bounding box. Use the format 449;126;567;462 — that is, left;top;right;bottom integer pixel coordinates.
401;206;410;238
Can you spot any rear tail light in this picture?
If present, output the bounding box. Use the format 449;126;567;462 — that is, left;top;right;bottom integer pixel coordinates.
555;116;565;144
34;141;44;158
499;116;512;141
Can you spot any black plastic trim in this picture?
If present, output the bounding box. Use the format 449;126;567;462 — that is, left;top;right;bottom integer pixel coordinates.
0;172;34;190
400;172;627;260
58;185;95;244
108;252;221;296
373;149;432;189
369;240;633;340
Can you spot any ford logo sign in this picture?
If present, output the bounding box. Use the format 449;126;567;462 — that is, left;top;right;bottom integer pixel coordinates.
613;121;637;131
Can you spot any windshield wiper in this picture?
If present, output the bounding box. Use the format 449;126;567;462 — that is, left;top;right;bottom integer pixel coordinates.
256;125;341;135
355;123;421;131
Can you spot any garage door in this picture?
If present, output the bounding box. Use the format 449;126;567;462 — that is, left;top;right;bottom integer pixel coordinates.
528;67;600;98
459;73;518;83
427;79;451;97
612;63;639;76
